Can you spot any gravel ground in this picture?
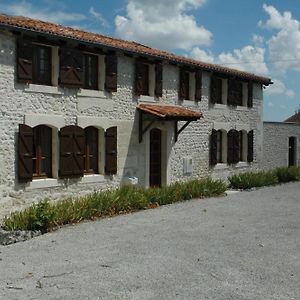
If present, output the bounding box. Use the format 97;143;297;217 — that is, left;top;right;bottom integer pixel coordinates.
0;182;299;300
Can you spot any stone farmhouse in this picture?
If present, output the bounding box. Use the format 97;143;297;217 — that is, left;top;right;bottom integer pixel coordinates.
0;14;276;214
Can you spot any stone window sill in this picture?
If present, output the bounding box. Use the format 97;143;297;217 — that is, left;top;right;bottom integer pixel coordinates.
24;84;63;95
80;174;105;183
213;163;229;170
235;161;249;168
212;103;250;111
138;95;157;103
78;89;107;98
26;178;60;190
182;100;198;107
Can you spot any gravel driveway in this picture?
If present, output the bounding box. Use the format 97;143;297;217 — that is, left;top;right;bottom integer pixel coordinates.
0;182;300;300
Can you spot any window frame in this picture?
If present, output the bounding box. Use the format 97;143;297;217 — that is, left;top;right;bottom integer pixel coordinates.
32;125;52;178
83;53;99;90
84;126;99;174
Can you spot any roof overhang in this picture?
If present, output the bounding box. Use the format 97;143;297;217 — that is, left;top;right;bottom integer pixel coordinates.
137;103;202;143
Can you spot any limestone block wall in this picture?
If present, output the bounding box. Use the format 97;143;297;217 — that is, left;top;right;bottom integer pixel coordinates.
262;122;300;170
0;30;264;217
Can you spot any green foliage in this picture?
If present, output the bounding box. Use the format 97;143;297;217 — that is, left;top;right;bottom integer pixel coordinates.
228;171;278;190
3;178;226;232
274;166;300;183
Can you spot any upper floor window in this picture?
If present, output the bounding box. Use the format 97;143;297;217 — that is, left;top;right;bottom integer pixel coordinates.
228;78;243;106
179;69;202;101
84;54;98;90
210;75;223;104
16;38;118;92
135;59;163;97
17;39;52;85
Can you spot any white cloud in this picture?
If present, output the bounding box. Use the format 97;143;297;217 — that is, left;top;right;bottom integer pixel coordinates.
252;34;264;47
115;0;212;50
267;101;274;108
89;7;108;28
0;0;86;24
260;4;300;73
190;46;268;76
264;79;295;97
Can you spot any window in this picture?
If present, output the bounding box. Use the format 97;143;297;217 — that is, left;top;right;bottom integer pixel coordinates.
59;125;117;179
84;54;98;90
210;129;226;165
179;69;202;101
18;124;52;181
210;75;223;104
227;129;240;164
17;38;52;85
84;127;99;174
32;125;52;178
228;78;243;106
135;60;163;97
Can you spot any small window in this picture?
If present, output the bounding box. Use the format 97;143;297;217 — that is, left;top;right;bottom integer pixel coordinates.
228;78;243;106
84;54;98;90
84;127;99;174
33;46;52;85
32;125;52;178
136;60;150;96
211;76;222;104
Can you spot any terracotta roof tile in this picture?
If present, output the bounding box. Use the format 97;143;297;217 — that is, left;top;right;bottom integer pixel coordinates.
285;111;300;123
137;104;202;120
0;13;272;85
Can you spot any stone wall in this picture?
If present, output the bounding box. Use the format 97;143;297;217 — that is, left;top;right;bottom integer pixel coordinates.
262;122;300;170
0;30;263;218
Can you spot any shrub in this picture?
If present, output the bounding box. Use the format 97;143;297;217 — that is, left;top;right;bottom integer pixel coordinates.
274;166;300;183
228;171;278;190
3;178;227;232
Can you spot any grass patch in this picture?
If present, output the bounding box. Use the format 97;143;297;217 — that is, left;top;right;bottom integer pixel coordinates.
274;166;300;183
228;171;278;190
3;178;227;232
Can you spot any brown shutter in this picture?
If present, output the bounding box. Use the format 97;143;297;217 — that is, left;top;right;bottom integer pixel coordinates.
18;124;33;182
105;53;118;92
233;130;240;163
16;39;33;82
105;126;117;175
135;60;144;96
247;81;253;108
210;129;218;165
155;61;163;97
227;78;236;106
247;130;254;162
211;76;222;104
227;129;234;164
195;70;202;101
179;69;189;100
59;48;84;87
73;126;85;177
59;125;84;178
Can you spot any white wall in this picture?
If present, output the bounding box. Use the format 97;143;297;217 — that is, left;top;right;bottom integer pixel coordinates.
262;122;300;170
0;30;264;217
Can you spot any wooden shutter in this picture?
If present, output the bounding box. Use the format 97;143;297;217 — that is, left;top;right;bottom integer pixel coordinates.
211;76;222;104
179;69;189;100
17;39;33;82
210;129;218;165
59;125;84;178
59;48;84;87
195;70;202;101
155;61;163;97
73;126;85;177
105;126;117;175
135;60;144;96
105;53;118;92
18;124;33;182
228;129;240;164
233;130;240;163
247;81;253;108
247;130;254;162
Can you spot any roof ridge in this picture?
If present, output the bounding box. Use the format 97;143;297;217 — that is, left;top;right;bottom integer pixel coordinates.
0;13;272;85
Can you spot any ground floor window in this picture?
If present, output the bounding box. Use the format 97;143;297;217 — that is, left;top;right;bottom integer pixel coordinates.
84;126;99;174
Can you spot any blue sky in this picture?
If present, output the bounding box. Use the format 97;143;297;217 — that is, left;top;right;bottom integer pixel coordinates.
0;0;300;121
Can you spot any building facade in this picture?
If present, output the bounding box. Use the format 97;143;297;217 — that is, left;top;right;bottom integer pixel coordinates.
0;15;272;216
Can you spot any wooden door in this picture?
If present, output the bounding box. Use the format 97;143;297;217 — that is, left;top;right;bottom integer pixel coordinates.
288;137;296;166
150;128;162;187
